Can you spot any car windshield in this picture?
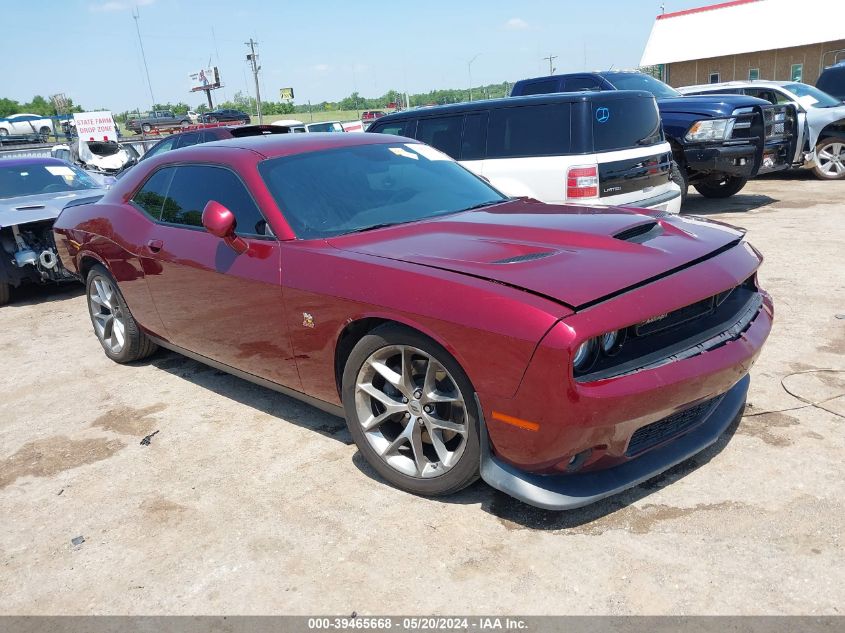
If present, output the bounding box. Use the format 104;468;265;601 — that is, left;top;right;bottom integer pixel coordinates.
0;162;100;199
782;83;842;108
603;73;682;99
258;142;506;239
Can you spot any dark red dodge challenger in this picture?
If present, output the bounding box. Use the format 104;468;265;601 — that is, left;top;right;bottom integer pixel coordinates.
53;133;773;510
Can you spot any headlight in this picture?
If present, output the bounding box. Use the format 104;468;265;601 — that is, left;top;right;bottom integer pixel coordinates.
685;118;733;142
600;331;618;354
572;339;596;371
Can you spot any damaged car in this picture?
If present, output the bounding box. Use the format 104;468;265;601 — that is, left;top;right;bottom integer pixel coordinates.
680;80;845;180
53;134;772;510
1;157;105;305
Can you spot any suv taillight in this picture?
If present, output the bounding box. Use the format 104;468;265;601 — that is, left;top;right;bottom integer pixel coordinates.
567;165;599;199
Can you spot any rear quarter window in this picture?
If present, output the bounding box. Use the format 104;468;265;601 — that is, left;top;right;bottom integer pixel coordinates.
487;103;572;158
592;96;663;152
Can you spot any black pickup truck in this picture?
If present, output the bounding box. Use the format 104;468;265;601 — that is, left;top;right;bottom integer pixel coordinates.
511;71;796;200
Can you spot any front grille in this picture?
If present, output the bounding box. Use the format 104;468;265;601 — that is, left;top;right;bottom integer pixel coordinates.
626;395;723;456
763;105;793;141
729;107;755;140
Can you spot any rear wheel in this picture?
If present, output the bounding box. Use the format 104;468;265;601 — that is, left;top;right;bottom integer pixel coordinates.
812;137;845;180
141;123;152;133
39;126;51;139
86;265;157;363
693;175;748;198
208;117;219;124
342;324;480;496
0;282;9;306
180;119;190;128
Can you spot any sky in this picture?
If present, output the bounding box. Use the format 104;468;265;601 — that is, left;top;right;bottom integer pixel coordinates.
4;0;714;112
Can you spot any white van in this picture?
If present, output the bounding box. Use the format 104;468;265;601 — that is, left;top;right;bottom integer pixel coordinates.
367;91;682;213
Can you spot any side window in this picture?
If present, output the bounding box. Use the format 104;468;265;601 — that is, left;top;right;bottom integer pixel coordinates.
461;112;488;160
175;132;201;149
415;115;463;159
564;76;603;92
131;168;175;220
161;165;269;236
487;104;572;158
371;120;413;137
519;79;560;96
142;136;177;160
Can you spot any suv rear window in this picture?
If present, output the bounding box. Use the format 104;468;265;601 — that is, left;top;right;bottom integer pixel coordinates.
487;104;571;158
517;79;560;96
591;96;662;151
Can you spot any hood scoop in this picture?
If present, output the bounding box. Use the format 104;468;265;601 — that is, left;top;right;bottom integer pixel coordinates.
614;221;663;244
15;204;47;211
492;251;556;264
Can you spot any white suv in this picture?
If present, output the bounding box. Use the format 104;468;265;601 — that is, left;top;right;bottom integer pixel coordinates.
367;91;682;213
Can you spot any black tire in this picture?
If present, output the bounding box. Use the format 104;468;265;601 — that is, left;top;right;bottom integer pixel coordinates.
0;128;8;137
86;264;157;363
812;137;845;180
0;282;9;306
141;123;152;133
693;175;748;198
341;324;480;497
670;160;688;204
208;117;218;124
180;119;190;128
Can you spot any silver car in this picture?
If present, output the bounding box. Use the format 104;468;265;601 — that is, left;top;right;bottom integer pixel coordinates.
0;157;106;305
679;80;845;180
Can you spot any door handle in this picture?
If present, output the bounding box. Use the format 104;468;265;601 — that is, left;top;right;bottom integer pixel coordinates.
146;239;163;253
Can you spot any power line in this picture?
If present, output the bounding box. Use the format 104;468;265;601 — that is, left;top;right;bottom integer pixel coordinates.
132;7;156;108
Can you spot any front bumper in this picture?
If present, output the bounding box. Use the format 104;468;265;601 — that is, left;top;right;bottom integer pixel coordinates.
684;144;758;178
478;374;748;510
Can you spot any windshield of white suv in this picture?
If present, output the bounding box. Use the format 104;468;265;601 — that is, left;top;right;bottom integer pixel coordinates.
0;162;100;199
602;73;682;99
783;83;842;108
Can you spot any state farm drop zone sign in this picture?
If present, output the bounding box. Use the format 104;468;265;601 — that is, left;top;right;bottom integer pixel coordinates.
72;111;117;142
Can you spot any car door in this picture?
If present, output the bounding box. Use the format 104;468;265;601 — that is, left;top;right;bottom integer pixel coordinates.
138;163;302;389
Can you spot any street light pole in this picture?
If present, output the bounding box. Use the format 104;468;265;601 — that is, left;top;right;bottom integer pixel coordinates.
468;53;481;102
542;53;558;76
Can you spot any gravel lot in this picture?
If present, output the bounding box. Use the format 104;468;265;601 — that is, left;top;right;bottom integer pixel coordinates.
1;171;843;615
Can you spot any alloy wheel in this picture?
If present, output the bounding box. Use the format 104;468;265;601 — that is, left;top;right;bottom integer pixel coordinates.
354;345;468;478
88;276;126;354
817;141;845;177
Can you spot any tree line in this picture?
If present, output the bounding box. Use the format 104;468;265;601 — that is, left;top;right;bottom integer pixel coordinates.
3;80;515;122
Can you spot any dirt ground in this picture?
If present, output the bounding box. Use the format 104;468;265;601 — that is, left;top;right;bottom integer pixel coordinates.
1;171;843;615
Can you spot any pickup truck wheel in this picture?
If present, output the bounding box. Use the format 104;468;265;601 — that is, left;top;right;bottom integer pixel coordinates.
342;324;480;497
86;264;157;363
670;161;688;204
693;175;748;198
141;123;152;133
812;138;845;180
0;282;9;306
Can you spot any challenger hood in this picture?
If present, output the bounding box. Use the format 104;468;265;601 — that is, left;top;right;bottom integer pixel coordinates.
0;189;106;228
327;200;744;309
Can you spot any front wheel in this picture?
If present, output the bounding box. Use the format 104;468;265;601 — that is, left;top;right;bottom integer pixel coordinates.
86;265;157;363
141;123;152;133
670;160;688;204
693;175;748;198
812;138;845;180
342;324;480;496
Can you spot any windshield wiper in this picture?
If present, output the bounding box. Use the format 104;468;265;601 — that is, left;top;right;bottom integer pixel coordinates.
460;200;506;212
347;222;404;234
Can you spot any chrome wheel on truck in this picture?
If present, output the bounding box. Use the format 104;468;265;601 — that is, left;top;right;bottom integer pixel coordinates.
342;325;480;495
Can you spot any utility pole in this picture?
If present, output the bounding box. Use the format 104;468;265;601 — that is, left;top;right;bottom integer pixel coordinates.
132;7;156;109
245;38;263;124
542;54;558;76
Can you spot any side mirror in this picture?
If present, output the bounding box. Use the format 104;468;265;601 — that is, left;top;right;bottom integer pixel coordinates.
202;200;248;254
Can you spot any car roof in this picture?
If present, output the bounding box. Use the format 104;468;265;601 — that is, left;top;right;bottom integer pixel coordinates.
373;90;652;122
0;156;68;168
193;131;413;159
